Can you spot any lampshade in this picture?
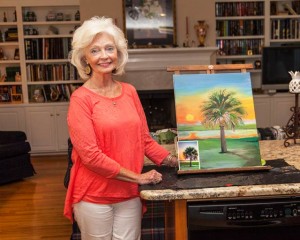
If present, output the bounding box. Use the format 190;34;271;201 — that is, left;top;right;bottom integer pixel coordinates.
288;71;300;93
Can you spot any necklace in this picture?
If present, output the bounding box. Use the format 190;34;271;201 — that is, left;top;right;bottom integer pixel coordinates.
87;80;119;106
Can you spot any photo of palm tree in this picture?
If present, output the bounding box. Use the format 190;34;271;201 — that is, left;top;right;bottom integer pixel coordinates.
177;141;200;170
173;72;262;171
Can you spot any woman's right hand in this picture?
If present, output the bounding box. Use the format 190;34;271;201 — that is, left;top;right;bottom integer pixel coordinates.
137;169;162;185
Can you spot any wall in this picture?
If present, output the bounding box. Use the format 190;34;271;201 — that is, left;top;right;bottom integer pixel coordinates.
79;0;215;47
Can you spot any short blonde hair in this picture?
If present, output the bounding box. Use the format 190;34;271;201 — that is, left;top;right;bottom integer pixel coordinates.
69;16;128;80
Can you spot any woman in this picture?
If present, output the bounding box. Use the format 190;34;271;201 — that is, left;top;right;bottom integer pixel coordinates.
64;16;177;240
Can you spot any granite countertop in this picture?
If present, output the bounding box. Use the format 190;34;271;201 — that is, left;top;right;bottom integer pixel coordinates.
141;140;300;201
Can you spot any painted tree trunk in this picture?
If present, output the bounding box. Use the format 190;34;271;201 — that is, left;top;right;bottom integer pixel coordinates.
220;126;227;153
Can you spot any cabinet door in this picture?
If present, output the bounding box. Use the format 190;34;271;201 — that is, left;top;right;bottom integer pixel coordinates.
253;95;271;128
25;106;56;152
0;107;25;131
56;106;69;151
271;95;295;127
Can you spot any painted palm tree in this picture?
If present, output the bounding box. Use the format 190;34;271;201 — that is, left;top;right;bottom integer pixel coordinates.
183;146;198;167
201;89;246;153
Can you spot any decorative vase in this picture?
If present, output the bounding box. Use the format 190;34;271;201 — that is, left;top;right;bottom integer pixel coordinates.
194;20;209;47
33;88;44;103
288;71;300;93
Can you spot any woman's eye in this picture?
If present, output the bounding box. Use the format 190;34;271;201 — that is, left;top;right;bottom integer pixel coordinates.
106;47;115;52
90;49;99;54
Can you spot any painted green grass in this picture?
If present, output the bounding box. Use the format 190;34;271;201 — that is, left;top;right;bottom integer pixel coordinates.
179;161;200;171
198;137;261;169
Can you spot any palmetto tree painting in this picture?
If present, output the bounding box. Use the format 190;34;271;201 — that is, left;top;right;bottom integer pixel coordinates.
183;146;198;167
173;72;262;171
201;89;246;153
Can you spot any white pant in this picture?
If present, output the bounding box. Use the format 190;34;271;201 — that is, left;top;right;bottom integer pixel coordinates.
73;197;142;240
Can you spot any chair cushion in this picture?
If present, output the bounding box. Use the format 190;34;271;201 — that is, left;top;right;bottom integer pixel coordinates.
0;131;27;144
0;141;31;160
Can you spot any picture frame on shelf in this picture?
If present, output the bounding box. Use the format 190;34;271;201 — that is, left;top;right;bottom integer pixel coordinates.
0;93;10;102
11;94;22;103
122;0;176;48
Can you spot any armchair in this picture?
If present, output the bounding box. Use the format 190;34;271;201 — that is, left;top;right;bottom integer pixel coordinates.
0;131;35;184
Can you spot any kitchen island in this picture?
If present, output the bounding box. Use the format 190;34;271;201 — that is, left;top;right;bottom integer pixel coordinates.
141;140;300;240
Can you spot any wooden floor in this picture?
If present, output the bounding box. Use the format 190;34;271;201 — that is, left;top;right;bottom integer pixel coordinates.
0;155;72;240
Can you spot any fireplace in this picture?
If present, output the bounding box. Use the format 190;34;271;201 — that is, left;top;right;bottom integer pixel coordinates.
121;47;218;131
138;90;176;132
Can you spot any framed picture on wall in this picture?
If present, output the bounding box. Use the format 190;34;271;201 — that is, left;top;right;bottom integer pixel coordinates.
122;0;177;48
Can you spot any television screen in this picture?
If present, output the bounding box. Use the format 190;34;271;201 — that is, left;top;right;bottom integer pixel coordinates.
262;46;300;91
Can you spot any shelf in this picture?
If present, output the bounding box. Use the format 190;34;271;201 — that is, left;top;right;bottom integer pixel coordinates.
0;60;20;64
270;39;300;43
0;42;19;46
217;54;262;59
217;36;265;40
27;80;82;85
0;82;22;85
23;20;80;26
24;34;73;39
0;22;17;26
270;15;300;19
25;59;70;63
216;16;265;20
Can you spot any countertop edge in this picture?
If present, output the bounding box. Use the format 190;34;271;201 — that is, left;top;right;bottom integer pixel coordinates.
140;183;300;201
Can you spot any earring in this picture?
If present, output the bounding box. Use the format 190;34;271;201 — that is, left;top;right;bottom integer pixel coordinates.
85;63;92;75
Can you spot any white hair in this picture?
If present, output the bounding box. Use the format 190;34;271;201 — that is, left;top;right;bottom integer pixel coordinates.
69;16;128;80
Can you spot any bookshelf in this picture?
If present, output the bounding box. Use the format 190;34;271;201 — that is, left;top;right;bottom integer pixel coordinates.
268;0;300;45
0;0;81;106
0;5;22;104
215;1;265;62
21;3;82;104
0;0;80;154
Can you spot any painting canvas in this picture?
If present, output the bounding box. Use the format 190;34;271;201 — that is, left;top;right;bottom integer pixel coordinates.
173;72;262;172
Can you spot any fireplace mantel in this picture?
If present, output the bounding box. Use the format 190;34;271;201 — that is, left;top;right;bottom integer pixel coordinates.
125;47;218;71
121;47;218;90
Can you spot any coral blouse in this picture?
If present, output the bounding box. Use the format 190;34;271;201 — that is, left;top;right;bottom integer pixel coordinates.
64;82;169;221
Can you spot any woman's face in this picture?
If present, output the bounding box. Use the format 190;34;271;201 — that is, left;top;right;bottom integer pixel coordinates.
84;32;118;75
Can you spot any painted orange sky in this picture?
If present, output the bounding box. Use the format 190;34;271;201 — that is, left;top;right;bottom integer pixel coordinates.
173;73;257;126
176;92;256;125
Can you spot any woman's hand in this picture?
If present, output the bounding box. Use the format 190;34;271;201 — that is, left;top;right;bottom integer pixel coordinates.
116;167;162;185
137;169;162;185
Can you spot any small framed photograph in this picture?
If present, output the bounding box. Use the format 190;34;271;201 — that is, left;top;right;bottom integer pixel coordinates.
177;140;200;171
0;93;10;102
122;0;177;48
11;93;22;103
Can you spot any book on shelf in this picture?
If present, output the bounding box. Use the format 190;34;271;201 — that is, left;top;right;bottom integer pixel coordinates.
25;38;71;60
271;19;300;40
215;2;264;17
26;63;79;81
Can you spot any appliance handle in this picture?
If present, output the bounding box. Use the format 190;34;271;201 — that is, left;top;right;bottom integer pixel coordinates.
230;220;283;227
